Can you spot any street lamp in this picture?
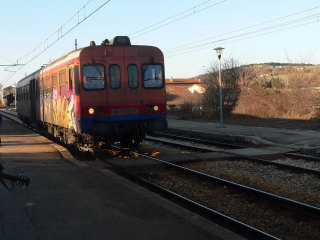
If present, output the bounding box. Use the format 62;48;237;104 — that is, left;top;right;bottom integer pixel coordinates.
214;47;224;127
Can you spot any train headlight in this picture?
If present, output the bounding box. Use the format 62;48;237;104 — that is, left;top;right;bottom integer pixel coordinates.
153;105;159;112
146;104;160;113
88;107;95;115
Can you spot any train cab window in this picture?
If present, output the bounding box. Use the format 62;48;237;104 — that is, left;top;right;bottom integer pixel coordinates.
82;65;105;90
109;64;121;89
128;64;138;88
142;64;164;88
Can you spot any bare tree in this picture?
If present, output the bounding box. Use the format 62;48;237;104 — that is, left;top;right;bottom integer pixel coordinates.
201;58;242;119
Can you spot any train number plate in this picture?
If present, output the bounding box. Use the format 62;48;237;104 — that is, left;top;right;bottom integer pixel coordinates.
111;108;139;115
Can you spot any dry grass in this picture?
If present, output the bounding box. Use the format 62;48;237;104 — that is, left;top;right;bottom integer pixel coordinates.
233;88;320;120
168;64;320;127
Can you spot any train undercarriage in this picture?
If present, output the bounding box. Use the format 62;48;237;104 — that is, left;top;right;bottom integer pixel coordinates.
19;114;167;150
44;122;146;150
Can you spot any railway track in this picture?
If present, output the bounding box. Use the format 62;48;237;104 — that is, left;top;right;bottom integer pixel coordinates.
285;152;320;162
2;109;319;239
151;132;248;149
0;109;20;119
147;132;320;176
135;151;320;217
96;150;278;240
96;148;319;240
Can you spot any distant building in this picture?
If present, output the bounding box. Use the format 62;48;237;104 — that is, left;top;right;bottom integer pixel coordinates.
2;86;16;106
165;77;207;109
187;84;205;94
0;90;2;106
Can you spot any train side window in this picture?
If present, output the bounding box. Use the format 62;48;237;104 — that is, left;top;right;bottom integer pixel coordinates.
82;65;105;90
52;74;57;89
128;64;138;88
45;76;50;96
59;70;67;95
26;85;29;100
36;80;39;96
40;78;44;98
69;68;73;90
142;64;164;88
109;64;121;89
74;65;80;96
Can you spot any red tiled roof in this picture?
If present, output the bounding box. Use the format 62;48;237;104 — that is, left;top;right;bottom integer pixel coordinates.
165;77;201;84
166;83;207;105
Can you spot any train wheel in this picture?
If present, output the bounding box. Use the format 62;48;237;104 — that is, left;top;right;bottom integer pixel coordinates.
132;138;142;147
121;138;142;149
65;129;77;145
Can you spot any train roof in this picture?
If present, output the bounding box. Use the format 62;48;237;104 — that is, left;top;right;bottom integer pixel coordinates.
41;36;134;73
18;36;162;84
16;69;41;87
41;48;83;74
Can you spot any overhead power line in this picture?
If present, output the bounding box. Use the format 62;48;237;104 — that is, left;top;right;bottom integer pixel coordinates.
129;0;227;39
164;6;320;58
0;64;24;67
3;0;112;86
168;18;320;58
164;5;320;54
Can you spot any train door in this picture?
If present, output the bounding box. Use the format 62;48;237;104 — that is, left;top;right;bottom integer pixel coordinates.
123;47;141;112
106;48;127;116
30;79;36;124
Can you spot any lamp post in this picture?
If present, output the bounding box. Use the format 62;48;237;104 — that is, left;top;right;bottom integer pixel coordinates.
214;47;224;127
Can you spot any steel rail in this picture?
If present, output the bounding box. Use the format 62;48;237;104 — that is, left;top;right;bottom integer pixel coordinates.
242;155;320;177
0;110;279;239
133;151;320;219
285;152;320;162
4;109;319;176
99;154;279;240
147;133;320;177
145;136;213;152
152;132;247;148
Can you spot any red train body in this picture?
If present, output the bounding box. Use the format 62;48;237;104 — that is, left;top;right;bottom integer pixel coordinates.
16;36;167;146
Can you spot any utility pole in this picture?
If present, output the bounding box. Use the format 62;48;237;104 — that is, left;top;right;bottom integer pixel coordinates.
214;47;224;128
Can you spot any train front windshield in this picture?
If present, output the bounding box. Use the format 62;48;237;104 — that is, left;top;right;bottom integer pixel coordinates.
142;64;164;88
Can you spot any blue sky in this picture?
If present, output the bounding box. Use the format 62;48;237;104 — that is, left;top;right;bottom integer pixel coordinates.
1;0;319;87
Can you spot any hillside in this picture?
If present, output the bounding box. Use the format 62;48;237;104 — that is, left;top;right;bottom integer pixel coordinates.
244;63;320;89
166;63;320;128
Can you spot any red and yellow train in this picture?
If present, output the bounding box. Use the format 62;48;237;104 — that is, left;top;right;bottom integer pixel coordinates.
16;36;167;147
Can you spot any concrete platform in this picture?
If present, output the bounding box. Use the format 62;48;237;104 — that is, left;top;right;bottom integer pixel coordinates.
167;118;320;155
0;116;244;240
